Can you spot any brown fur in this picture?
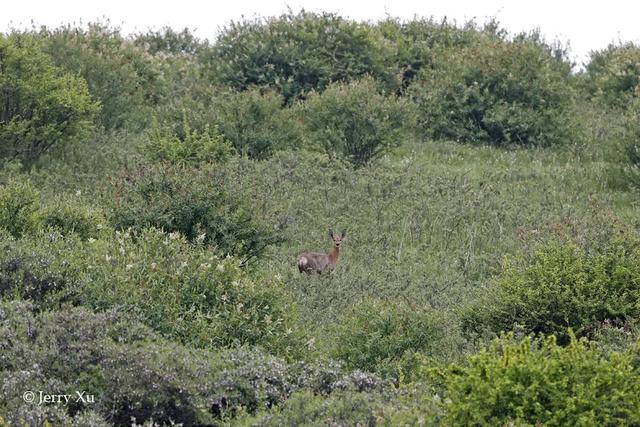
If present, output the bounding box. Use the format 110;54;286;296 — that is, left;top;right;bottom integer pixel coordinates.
297;229;346;274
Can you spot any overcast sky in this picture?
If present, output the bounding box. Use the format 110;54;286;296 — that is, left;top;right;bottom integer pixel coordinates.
2;0;639;66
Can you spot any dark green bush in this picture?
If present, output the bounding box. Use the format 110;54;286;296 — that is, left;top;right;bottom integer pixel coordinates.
0;179;41;238
302;77;413;166
110;162;281;263
133;26;205;55
583;42;640;107
464;237;640;341
0;33;98;166
439;333;640;426
142;114;234;164
329;298;441;378
205;10;396;101
376;17;503;89
409;36;574;146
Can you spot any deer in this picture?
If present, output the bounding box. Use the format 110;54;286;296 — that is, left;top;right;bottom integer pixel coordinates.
297;229;346;274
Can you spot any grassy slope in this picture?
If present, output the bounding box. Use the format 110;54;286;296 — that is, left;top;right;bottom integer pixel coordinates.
16;101;638;361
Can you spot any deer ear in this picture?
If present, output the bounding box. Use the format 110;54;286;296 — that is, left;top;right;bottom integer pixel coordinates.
329;229;334;238
341;229;346;238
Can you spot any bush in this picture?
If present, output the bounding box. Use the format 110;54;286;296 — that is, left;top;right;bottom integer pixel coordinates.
110;162;281;264
439;333;640;426
583;43;640;107
302;77;413;166
79;228;299;352
409;36;574;146
329;298;441;378
0;179;41;238
41;196;108;240
0;300;217;425
142;113;234;164
464;237;640;341
133;26;205;55
212;89;301;159
0;33;98;166
205;10;396;101
37;23;168;131
208;350;385;419
244;389;394;426
622;88;640;189
376;17;503;90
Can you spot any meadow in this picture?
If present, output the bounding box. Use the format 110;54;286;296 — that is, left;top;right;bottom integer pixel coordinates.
1;11;640;426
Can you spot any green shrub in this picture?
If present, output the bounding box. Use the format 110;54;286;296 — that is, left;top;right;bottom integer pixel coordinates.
0;230;85;310
0;179;41;238
212;89;301;159
110;162;281;264
464;237;640;341
440;333;640;426
376;17;503;90
409;36;574;146
302;77;413;166
142;114;234;164
79;228;298;352
0;33;98;166
133;26;205;55
329;298;441;378
583;43;640;107
41;196;108;240
37;22;168;131
205;10;396;101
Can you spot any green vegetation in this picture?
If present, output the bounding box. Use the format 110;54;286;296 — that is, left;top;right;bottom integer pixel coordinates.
2;11;640;426
0;34;98;166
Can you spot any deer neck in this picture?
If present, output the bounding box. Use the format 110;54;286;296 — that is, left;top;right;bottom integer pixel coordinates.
328;245;340;264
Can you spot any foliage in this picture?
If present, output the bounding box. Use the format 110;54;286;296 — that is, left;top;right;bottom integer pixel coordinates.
205;10;396;101
211;88;302;159
0;179;41;238
79;228;299;353
440;333;640;426
376;17;504;89
302;77;413;166
409;36;575;146
109;162;282;263
464;237;640;341
142;113;234;164
133;26;205;55
41;195;108;240
38;22;165;130
329;298;441;378
243;389;393;426
0;300;217;425
0;33;98;166
583;42;640;107
622;89;640;189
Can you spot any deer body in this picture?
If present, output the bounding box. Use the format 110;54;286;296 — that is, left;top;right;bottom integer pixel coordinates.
297;229;346;274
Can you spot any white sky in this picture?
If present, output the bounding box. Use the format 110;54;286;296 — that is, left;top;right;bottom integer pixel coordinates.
2;0;639;66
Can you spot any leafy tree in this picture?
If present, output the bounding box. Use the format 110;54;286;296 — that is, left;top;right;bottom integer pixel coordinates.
0;34;98;166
